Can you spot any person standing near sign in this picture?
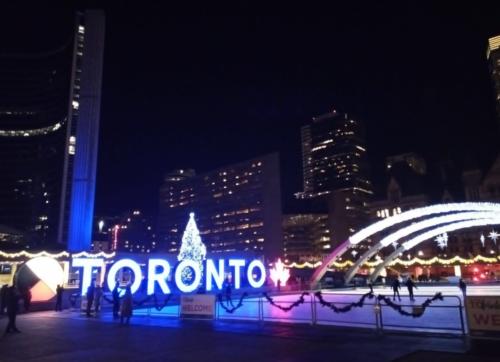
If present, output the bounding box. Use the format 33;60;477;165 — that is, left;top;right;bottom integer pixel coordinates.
94;283;103;313
4;284;20;334
459;278;467;297
23;289;31;312
0;284;8;315
55;285;64;311
112;285;121;319
120;286;133;325
86;279;95;317
224;277;234;307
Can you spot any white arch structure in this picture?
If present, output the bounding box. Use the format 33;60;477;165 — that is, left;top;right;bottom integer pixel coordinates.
369;217;500;282
310;202;500;286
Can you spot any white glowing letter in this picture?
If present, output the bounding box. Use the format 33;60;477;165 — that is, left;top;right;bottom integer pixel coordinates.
206;259;225;291
147;259;171;295
228;259;245;289
72;258;105;296
175;259;202;293
247;259;266;288
107;259;142;294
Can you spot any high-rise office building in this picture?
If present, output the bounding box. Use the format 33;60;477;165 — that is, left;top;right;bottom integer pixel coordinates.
282;214;330;262
105;210;157;254
296;109;373;247
0;10;104;251
158;153;283;261
487;35;500;125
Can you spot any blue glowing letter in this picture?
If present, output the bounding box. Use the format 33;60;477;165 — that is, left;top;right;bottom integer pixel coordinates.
247;260;266;288
72;258;104;296
206;259;225;291
175;259;201;293
228;259;245;289
147;259;171;295
107;259;142;294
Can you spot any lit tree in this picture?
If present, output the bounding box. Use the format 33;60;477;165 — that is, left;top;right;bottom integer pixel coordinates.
177;213;207;283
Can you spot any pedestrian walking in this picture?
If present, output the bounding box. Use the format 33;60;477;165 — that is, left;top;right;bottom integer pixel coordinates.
94;283;103;313
86;280;95;317
459;278;467;297
112;285;121;319
391;278;401;301
120;286;133;324
405;277;417;302
55;285;64;311
4;284;20;334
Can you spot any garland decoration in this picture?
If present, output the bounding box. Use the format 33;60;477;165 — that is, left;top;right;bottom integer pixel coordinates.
103;293;171;311
69;292;171;311
217;293;247;313
102;294;114;304
132;295;153;307
377;292;443;318
264;292;309;312
150;294;172;311
315;291;374;313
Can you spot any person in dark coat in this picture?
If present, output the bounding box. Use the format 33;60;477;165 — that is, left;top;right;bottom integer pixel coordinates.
86;280;95;317
112;285;121;319
4;284;20;334
0;284;7;315
224;277;234;307
23;289;32;312
94;283;103;313
55;285;64;311
405;277;417;301
391;278;401;301
120;286;133;325
459;278;467;297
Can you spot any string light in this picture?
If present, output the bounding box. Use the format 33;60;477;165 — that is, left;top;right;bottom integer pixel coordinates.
0;250;115;259
71;251;115;259
349;202;500;245
403;218;500;250
285;254;499;269
314;203;500;286
344;211;500;284
0;250;70;259
177;212;207;283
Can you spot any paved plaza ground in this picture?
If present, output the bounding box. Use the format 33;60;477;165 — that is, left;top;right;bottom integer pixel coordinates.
0;310;495;362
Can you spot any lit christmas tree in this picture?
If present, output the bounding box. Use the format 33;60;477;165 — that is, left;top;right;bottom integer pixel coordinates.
177;212;207;283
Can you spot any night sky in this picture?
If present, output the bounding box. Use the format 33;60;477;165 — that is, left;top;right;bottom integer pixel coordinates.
3;3;500;218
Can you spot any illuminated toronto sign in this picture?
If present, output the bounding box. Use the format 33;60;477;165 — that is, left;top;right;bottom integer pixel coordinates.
73;257;268;296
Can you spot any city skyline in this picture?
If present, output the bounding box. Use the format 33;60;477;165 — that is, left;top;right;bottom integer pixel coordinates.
2;5;500;220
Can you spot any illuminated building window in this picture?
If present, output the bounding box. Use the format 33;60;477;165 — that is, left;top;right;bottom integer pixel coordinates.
68;135;76;155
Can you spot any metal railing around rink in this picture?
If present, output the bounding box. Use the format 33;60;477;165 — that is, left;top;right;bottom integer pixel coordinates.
215;291;467;336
